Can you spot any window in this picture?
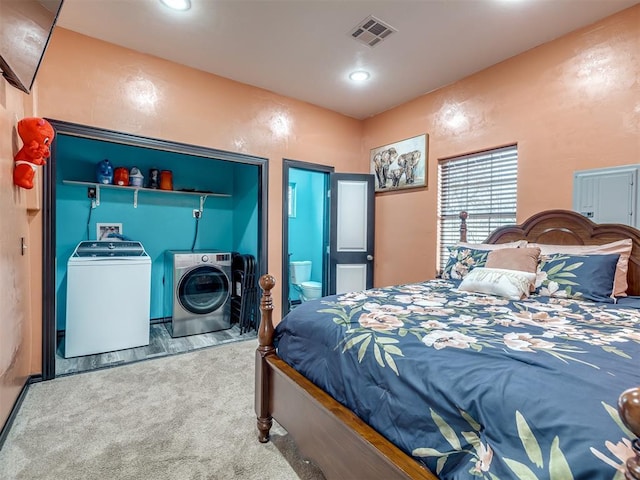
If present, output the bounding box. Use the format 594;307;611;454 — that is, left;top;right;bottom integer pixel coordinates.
438;145;518;271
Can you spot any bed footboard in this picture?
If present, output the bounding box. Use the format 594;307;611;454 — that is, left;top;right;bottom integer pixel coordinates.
619;387;640;479
254;274;436;479
255;274;276;443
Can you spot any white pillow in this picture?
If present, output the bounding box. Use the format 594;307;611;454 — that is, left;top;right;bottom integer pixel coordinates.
458;267;537;300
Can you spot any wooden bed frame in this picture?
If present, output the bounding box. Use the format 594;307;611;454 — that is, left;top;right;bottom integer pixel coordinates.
255;209;640;479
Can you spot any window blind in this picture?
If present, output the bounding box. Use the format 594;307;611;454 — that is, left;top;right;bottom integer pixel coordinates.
438;145;518;272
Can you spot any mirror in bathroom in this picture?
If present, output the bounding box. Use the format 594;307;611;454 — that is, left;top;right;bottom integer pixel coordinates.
288;182;296;218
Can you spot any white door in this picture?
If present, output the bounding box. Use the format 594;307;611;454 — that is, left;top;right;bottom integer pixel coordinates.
329;174;375;294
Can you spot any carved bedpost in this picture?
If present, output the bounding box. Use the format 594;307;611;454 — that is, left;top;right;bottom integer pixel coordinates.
459;211;468;243
255;274;276;443
619;387;640;480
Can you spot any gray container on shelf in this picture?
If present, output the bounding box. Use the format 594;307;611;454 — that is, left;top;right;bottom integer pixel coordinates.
129;167;144;187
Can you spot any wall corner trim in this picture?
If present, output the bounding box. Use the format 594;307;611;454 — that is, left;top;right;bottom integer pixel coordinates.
0;374;42;451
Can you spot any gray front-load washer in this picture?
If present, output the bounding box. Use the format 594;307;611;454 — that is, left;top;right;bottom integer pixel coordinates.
165;250;232;337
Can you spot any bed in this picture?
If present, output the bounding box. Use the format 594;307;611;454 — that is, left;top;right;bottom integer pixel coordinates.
255;209;640;479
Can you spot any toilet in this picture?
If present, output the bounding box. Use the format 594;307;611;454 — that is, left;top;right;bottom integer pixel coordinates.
290;261;322;302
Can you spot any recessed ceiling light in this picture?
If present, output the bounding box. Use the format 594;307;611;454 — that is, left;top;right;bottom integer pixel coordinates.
160;0;191;11
349;71;370;82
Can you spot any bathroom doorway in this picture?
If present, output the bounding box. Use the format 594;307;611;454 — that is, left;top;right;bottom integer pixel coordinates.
282;159;333;316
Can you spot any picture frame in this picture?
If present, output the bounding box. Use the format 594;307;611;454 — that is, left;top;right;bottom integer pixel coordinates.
370;133;428;193
96;223;123;241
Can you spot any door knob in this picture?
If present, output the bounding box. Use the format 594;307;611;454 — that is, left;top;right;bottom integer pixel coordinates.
367;255;373;261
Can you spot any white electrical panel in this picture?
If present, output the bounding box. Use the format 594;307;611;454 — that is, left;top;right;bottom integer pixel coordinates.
573;165;639;228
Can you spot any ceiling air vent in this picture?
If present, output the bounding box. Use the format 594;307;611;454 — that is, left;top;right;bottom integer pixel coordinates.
350;15;396;48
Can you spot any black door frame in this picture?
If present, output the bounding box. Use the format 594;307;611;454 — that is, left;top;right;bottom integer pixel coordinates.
42;119;269;380
282;159;333;317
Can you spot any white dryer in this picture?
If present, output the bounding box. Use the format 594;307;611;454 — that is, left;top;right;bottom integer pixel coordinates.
65;241;151;358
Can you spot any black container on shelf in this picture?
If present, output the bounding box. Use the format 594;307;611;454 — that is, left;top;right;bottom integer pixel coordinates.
148;168;159;189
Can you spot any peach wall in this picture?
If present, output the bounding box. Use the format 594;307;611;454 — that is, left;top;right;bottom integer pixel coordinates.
364;5;640;288
35;28;364;323
0;82;36;427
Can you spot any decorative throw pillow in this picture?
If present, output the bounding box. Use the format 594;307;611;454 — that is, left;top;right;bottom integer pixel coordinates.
486;247;541;292
458;267;537;300
441;246;489;280
535;253;620;303
486;247;541;273
529;239;632;297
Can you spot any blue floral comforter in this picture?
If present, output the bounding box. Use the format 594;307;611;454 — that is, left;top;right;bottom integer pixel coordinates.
275;279;640;480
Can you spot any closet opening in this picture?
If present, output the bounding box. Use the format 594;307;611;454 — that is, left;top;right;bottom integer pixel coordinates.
42;120;268;379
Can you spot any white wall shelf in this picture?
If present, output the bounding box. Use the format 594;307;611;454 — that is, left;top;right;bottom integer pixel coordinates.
62;180;230;209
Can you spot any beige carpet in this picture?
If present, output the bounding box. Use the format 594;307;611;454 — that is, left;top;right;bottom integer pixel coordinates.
0;339;325;480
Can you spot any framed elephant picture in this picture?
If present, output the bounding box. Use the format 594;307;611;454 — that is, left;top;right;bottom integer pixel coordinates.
370;134;427;193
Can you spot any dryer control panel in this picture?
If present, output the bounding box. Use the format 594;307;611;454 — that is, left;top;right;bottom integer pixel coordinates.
168;250;232;268
199;253;231;265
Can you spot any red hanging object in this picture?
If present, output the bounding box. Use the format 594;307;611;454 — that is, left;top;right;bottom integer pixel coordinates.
13;117;55;190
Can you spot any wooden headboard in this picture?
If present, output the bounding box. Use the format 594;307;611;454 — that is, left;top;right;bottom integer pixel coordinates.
483;209;640;296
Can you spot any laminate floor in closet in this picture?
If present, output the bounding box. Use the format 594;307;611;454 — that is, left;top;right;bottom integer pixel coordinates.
55;323;256;376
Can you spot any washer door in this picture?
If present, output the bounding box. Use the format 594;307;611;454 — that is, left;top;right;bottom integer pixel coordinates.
178;265;230;315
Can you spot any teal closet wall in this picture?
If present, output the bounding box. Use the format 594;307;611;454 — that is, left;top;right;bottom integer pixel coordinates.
288;168;325;301
55;134;259;330
232;162;260;257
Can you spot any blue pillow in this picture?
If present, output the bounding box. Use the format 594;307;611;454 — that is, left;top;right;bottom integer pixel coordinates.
441;246;489;280
536;253;620;303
